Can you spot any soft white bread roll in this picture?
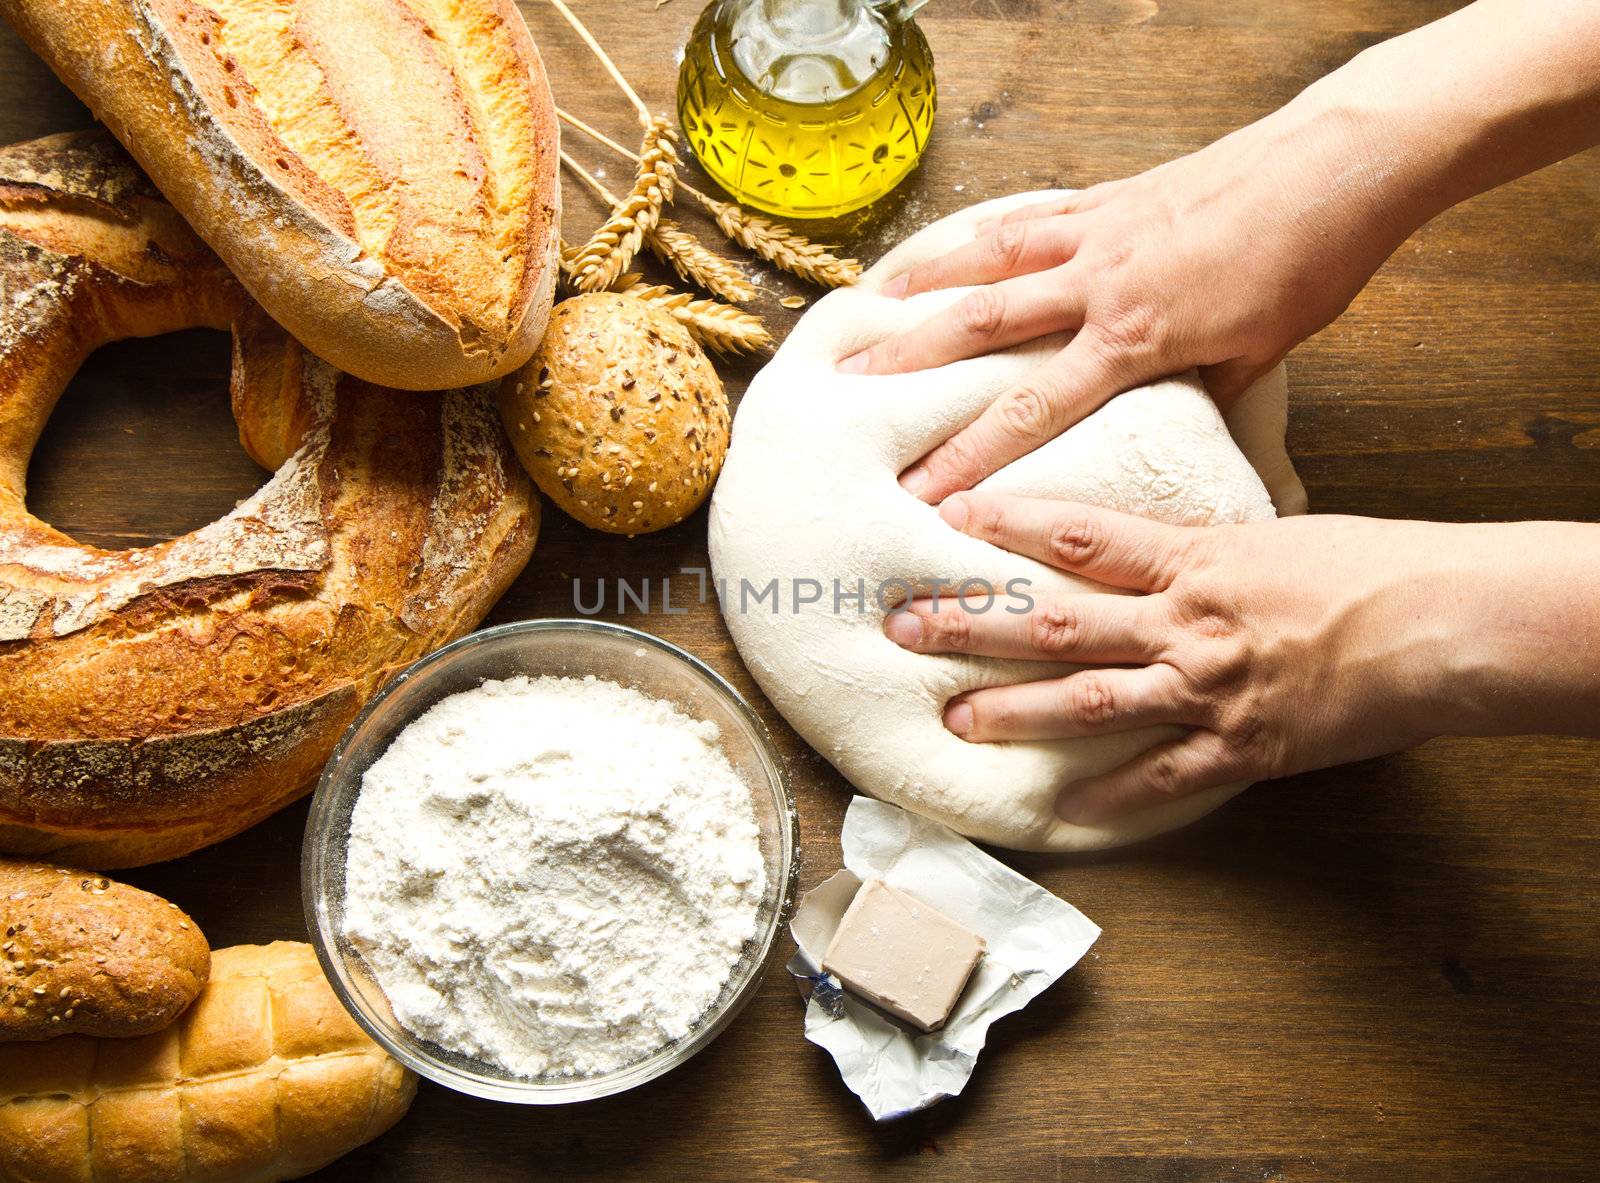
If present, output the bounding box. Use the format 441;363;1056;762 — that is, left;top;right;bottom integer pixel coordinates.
0;0;561;391
0;942;416;1183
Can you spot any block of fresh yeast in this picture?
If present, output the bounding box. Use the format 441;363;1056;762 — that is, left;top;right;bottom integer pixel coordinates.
820;878;986;1032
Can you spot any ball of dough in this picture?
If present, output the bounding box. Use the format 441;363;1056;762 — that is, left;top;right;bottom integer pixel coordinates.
498;293;730;535
708;190;1309;853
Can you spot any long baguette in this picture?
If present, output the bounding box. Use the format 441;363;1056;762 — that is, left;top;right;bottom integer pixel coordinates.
0;0;561;391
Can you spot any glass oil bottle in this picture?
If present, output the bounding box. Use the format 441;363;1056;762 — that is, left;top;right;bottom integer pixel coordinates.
677;0;937;219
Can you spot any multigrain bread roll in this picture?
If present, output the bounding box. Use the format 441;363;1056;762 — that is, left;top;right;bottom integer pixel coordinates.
0;942;417;1183
0;0;561;391
499;293;731;534
0;860;209;1042
0;131;538;869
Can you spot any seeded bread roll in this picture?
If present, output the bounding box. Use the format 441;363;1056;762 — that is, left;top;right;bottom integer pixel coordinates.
0;941;416;1183
0;859;209;1042
0;0;561;391
499;293;731;535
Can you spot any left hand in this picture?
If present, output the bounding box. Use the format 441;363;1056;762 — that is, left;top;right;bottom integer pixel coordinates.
882;492;1472;824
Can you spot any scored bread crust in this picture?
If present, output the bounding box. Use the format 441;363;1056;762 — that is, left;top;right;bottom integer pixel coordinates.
0;941;417;1183
0;0;561;391
0;131;538;869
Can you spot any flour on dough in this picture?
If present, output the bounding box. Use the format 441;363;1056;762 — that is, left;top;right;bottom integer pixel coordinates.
708;191;1306;852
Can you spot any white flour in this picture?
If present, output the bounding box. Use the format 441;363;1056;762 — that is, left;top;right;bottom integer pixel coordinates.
342;674;766;1078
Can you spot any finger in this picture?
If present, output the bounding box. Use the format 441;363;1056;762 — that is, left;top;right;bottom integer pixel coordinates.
971;197;1075;237
937;494;1193;592
883;217;1083;299
900;332;1131;501
1197;353;1280;412
975;182;1119;235
840;268;1082;376
885;593;1161;665
1055;731;1244;823
945;665;1193;742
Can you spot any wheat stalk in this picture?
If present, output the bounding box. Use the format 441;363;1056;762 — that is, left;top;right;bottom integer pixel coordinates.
563;120;679;294
556;106;861;289
696;193;861;288
543;0;652;127
647;218;756;304
617;274;774;355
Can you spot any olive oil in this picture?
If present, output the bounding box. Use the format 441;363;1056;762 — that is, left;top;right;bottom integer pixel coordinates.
677;0;937;219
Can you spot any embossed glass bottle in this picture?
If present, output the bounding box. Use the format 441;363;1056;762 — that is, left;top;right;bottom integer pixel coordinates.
677;0;936;218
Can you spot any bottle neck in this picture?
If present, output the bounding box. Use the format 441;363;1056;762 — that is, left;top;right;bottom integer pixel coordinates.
730;0;892;103
760;0;853;41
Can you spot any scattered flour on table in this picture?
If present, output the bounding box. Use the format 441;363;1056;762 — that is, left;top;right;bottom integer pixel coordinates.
343;674;766;1078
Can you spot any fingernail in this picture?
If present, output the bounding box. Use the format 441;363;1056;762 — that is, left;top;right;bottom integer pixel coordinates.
881;273;910;299
937;493;968;529
974;217;998;236
883;611;923;648
944;699;973;736
837;351;870;374
899;464;931;496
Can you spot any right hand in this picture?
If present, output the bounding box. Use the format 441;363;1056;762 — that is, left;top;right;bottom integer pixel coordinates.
840;95;1419;503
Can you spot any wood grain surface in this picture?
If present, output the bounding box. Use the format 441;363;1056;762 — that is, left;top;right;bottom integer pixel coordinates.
4;1;1599;1179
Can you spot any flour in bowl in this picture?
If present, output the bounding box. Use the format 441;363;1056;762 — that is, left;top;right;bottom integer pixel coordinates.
342;674;767;1078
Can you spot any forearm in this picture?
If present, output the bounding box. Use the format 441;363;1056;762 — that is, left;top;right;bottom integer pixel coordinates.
1414;521;1600;740
1284;0;1600;250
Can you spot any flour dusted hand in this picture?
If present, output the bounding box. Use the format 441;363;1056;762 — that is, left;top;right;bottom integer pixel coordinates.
839;105;1398;501
887;495;1600;821
846;1;1600;503
342;676;765;1078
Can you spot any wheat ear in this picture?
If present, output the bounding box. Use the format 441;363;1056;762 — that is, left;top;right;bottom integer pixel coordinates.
557;237;582;286
563;120;679;294
557;106;861;288
617;274;774;356
562;151;750;302
647;218;757;304
696;194;861;288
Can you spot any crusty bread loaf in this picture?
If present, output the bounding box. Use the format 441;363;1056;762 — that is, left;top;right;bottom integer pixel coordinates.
499;293;731;534
0;0;561;391
0;131;538;869
0;941;417;1183
0;859;209;1042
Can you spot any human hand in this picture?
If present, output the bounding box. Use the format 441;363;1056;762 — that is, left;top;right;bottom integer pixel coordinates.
847;0;1600;504
840;100;1416;503
881;493;1505;824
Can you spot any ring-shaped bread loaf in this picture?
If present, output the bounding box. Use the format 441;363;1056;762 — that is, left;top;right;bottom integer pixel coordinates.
709;190;1307;853
0;132;537;869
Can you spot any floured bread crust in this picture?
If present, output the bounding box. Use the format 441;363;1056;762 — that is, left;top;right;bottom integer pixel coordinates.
709;190;1308;853
0;131;537;868
0;0;561;391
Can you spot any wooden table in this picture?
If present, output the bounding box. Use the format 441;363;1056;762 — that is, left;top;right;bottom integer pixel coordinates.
4;1;1599;1178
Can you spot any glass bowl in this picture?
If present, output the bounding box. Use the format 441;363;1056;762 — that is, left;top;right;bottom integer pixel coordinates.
302;619;799;1104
